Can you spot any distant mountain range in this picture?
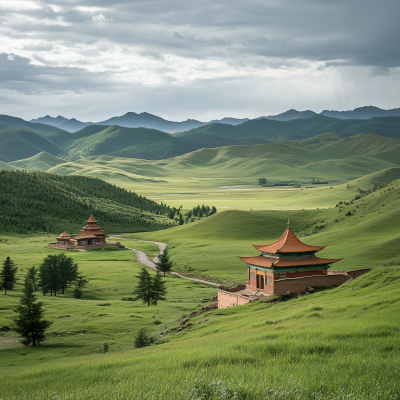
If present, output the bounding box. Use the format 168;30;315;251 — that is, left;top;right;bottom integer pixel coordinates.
261;106;400;121
2;111;400;164
30;106;400;133
30;113;249;133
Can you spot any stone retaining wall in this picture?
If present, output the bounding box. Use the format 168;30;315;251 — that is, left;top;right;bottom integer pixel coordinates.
217;290;253;308
274;274;351;295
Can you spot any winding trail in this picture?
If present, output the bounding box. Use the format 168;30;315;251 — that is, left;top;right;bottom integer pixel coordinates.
109;235;219;287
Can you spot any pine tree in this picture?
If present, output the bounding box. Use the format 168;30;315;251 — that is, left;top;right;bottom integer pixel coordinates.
13;278;52;346
26;266;38;292
151;273;167;306
133;267;153;306
155;249;173;276
179;213;184;225
75;273;89;289
1;256;18;295
58;254;79;294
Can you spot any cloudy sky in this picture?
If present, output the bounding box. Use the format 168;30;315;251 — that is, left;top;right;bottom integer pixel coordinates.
1;0;400;122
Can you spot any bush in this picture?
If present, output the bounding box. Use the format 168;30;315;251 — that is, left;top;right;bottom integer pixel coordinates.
102;342;109;353
73;287;82;299
258;178;267;185
134;327;155;348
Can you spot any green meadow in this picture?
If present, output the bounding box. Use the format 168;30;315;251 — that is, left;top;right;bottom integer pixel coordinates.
1;133;400;399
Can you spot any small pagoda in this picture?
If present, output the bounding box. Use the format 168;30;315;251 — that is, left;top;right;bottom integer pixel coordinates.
238;220;342;294
49;216;116;249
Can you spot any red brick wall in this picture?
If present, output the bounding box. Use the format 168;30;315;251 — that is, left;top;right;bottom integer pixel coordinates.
218;290;252;309
274;274;351;294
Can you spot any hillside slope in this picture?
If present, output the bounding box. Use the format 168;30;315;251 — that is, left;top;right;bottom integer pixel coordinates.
0;170;173;234
136;171;400;282
0;126;67;162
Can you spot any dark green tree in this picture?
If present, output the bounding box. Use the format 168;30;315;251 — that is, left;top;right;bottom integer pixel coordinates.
58;254;79;294
1;256;18;295
258;177;267;185
13;278;52;346
38;255;60;296
26;266;38;292
75;273;89;289
155;249;173;276
151;273;167;306
210;206;217;215
179;213;184;225
133;267;153;306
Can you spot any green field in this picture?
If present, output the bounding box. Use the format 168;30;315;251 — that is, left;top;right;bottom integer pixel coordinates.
1;133;400;399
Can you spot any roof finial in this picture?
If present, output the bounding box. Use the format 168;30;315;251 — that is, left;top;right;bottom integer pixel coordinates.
287;219;290;229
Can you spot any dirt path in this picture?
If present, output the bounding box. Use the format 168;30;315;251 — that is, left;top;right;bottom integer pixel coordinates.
109;235;219;287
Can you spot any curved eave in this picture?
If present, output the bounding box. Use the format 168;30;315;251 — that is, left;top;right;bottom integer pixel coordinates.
239;255;342;269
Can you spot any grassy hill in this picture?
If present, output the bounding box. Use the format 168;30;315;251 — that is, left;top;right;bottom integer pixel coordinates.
67;125;196;160
41;133;400;200
0;126;67;162
132;172;400;283
1;233;399;399
0;170;175;234
9;152;66;170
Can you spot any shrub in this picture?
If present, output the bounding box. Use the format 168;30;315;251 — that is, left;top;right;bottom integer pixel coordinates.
102;342;109;353
73;287;82;299
134;327;155;348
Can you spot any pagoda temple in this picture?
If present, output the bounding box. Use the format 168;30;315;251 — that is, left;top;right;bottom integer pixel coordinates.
239;220;341;294
48;216;118;249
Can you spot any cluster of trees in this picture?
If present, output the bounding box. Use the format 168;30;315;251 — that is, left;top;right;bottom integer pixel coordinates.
133;268;167;306
1;254;88;347
1;254;87;297
258;177;267;185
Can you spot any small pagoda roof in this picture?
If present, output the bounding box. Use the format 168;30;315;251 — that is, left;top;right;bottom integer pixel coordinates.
253;223;326;254
87;215;98;223
57;231;71;239
81;224;103;231
239;255;342;268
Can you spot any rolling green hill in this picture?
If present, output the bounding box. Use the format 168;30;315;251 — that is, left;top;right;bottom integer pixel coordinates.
132;170;400;284
0;126;67;162
9;152;66;170
0;160;14;170
1;193;400;399
67;125;196;160
0;170;175;234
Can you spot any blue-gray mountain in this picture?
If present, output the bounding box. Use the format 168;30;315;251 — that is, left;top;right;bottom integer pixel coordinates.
30;112;249;133
31;106;400;133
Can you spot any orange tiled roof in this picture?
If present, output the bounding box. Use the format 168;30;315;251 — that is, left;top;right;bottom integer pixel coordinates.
239;255;341;268
74;235;97;239
79;229;105;235
57;231;71;239
81;224;102;231
253;228;326;254
87;215;98;223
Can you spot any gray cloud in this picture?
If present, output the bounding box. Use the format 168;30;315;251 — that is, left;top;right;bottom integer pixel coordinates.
0;0;399;120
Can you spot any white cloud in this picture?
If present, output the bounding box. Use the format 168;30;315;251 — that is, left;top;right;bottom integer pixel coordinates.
91;14;114;26
0;0;41;11
7;54;15;61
